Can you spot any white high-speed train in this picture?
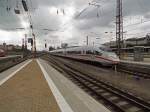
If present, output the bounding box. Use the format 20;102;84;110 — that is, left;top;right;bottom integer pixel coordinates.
50;45;120;66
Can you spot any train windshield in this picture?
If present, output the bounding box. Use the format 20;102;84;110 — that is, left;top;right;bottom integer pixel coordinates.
103;52;118;58
98;46;118;58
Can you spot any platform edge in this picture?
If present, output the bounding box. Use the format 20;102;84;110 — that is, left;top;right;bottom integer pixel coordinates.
37;59;74;112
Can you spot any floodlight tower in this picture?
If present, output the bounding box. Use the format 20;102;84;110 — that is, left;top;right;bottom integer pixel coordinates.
116;0;123;57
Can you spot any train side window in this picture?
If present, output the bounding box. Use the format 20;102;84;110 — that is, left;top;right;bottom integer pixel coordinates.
74;51;77;54
72;51;76;54
94;51;102;55
75;51;80;54
75;51;81;54
82;50;86;54
86;50;93;54
67;51;71;54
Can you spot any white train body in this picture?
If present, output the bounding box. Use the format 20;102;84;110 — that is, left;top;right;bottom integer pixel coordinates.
50;45;120;66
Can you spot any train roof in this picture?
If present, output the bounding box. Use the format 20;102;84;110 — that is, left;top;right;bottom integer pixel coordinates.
50;45;108;53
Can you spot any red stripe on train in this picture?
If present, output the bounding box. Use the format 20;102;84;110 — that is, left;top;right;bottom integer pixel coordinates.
75;54;119;64
95;56;119;64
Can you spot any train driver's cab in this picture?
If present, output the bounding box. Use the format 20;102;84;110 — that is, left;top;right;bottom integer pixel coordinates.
94;50;102;55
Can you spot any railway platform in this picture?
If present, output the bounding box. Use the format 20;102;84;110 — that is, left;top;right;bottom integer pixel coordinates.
121;60;150;66
0;59;110;112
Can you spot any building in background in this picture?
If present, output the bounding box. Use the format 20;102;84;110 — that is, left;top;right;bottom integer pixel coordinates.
104;34;150;48
0;43;22;51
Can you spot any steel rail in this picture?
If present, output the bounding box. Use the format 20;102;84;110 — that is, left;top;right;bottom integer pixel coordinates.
45;56;150;112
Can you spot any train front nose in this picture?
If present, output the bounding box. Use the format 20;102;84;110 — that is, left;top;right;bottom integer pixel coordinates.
112;58;120;64
108;53;120;64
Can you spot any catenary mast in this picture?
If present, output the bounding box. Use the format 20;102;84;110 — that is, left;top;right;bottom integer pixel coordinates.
116;0;123;57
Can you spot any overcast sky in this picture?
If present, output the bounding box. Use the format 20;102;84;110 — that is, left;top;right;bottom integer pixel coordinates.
0;0;150;50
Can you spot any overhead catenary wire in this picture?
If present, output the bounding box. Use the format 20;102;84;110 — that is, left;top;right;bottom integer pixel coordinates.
75;0;101;19
58;0;104;32
1;0;150;42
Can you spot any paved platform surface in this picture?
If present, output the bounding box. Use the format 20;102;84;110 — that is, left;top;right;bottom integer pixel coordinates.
0;59;60;112
121;60;150;66
0;59;111;112
121;57;150;66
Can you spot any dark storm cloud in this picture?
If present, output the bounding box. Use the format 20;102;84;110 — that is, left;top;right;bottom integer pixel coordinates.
31;6;61;29
123;0;150;16
74;3;115;30
1;0;150;32
0;0;150;48
144;13;150;19
30;0;73;11
74;0;150;31
0;0;22;30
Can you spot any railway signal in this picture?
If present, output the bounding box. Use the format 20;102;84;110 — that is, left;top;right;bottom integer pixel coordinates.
28;38;33;46
45;40;47;48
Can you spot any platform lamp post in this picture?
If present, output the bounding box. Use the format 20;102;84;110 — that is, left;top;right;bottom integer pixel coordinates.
123;31;127;48
86;36;89;46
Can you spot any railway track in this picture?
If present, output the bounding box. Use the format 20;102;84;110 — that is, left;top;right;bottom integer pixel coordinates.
0;53;46;73
0;57;27;73
44;56;150;112
116;65;150;80
116;68;150;79
51;54;150;80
